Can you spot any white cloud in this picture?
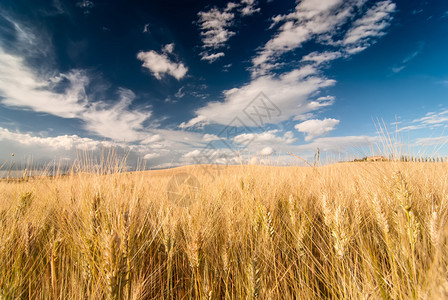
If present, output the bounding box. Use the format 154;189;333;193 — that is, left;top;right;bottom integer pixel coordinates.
137;45;188;80
415;136;448;146
197;7;236;50
260;146;274;156
81;88;150;141
0;48;151;141
181;1;396;132
201;52;225;62
413;110;448;126
253;0;366;75
179;115;208;129
141;134;164;144
0;127;110;151
391;66;405;73
343;1;396;47
392;42;424;73
241;0;260;16
252;0;396;76
301;51;342;65
0;52;87;118
197;1;259;63
233;129;296;145
0;20;151;142
163;43;175;54
143;153;161;160
295;118;340;141
396;109;448;133
202;133;220;142
189;66;335;126
183;149;202;159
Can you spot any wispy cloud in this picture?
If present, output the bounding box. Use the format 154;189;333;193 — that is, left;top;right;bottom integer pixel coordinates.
252;0;396;76
197;6;236;62
197;1;259;63
414;110;448;126
179;115;208;129
184;1;396;129
137;44;188;80
392;42;424;73
415;136;448;146
301;51;342;66
342;1;396;47
252;0;362;75
397;109;448;132
76;0;94;14
0;17;152;142
200;52;225;63
0;50;151;141
190;66;335;126
241;0;260;16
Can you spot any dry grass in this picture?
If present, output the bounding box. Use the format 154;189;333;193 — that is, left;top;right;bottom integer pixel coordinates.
1;161;448;299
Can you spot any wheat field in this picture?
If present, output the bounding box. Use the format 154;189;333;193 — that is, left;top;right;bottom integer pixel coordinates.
0;161;447;299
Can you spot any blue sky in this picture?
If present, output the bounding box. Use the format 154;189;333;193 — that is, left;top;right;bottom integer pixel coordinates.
0;0;448;169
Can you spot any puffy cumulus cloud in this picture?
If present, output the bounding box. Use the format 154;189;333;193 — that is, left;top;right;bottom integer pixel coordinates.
182;147;239;165
260;146;274;156
137;45;188;80
295;118;340;141
0;127;111;151
190;66;335;126
233;129;296;145
182;149;202;159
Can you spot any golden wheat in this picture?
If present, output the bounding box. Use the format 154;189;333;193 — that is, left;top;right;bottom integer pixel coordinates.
0;162;447;298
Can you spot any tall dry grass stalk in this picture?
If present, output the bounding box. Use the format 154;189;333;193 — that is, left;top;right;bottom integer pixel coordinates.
1;161;448;298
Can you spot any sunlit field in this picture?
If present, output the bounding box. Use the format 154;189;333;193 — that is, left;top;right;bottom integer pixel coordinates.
1;161;448;299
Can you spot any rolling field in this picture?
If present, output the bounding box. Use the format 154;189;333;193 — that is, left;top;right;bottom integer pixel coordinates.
0;162;447;299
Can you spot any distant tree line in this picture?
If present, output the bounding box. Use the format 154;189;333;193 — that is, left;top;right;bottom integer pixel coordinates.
352;156;448;163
